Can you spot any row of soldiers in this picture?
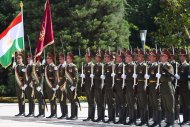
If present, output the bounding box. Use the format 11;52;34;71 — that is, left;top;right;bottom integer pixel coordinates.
81;48;190;127
13;52;78;120
12;47;190;127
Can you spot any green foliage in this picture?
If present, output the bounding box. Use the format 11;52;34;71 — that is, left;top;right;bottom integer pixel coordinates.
125;0;161;48
153;0;190;47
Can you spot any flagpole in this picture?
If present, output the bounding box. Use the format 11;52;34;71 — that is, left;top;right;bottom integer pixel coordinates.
20;1;25;63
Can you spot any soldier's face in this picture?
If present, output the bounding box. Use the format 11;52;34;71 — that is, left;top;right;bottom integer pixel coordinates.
59;56;64;64
149;55;156;63
137;55;144;63
95;56;101;63
16;56;23;64
160;55;168;63
125;55;132;63
27;57;32;64
85;55;91;63
179;55;186;62
104;55;111;63
46;56;53;64
116;56;122;63
66;56;73;64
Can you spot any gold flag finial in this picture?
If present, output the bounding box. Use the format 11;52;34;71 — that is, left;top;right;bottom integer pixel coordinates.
20;1;23;9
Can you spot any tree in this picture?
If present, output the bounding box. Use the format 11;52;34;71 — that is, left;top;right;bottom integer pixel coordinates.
153;0;190;47
125;0;161;48
59;0;130;55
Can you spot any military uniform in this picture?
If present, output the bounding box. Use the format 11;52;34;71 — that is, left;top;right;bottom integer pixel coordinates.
178;60;190;123
93;62;105;122
83;62;95;121
148;62;161;126
32;61;45;117
65;62;78;120
136;61;149;125
170;60;180;121
25;63;35;117
45;62;58;118
104;62;115;123
160;62;175;126
124;62;137;125
57;62;68;119
14;63;26;116
114;62;125;124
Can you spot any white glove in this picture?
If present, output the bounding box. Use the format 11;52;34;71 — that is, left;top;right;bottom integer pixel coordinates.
111;73;116;77
156;73;161;78
175;74;180;80
90;74;94;78
24;84;27;89
29;59;33;65
121;74;126;79
21;68;26;72
52;88;57;92
36;86;41;92
54;66;58;70
12;62;16;68
62;63;66;67
21;86;25;90
144;74;150;79
42;59;46;65
80;74;85;78
132;74;137;78
70;86;76;91
100;75;105;79
56;85;59;90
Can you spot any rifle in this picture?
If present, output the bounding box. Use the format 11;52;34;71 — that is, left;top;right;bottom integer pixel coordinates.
155;63;161;90
133;63;137;89
111;64;115;88
144;64;148;90
90;63;94;89
122;63;125;89
101;64;105;90
81;62;84;87
175;62;179;89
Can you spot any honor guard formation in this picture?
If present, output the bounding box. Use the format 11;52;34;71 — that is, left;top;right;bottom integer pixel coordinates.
12;47;190;127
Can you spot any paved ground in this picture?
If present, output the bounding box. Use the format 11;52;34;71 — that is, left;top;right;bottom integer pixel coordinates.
0;103;187;127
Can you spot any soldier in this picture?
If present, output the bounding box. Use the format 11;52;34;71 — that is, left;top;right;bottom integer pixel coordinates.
123;50;137;125
81;50;95;121
33;56;45;117
25;53;35;117
57;53;68;119
65;52;79;120
135;49;149;126
93;50;105;122
176;49;190;125
168;48;179;122
103;50;115;123
148;50;161;127
45;52;58;118
13;52;26;116
158;49;175;127
114;51;125;124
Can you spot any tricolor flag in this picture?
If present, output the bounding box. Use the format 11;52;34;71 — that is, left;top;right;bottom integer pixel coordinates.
35;0;54;58
0;12;24;68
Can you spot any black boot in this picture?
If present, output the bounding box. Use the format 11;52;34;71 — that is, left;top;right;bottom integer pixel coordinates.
122;107;127;125
115;107;123;124
25;113;34;117
58;105;68;119
104;107;115;123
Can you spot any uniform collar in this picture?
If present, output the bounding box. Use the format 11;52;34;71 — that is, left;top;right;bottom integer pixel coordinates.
181;60;187;65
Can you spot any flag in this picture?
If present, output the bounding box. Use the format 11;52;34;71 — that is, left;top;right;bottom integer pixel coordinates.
35;0;54;58
0;12;24;68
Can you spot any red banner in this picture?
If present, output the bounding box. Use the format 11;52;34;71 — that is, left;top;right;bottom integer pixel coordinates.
35;0;54;58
